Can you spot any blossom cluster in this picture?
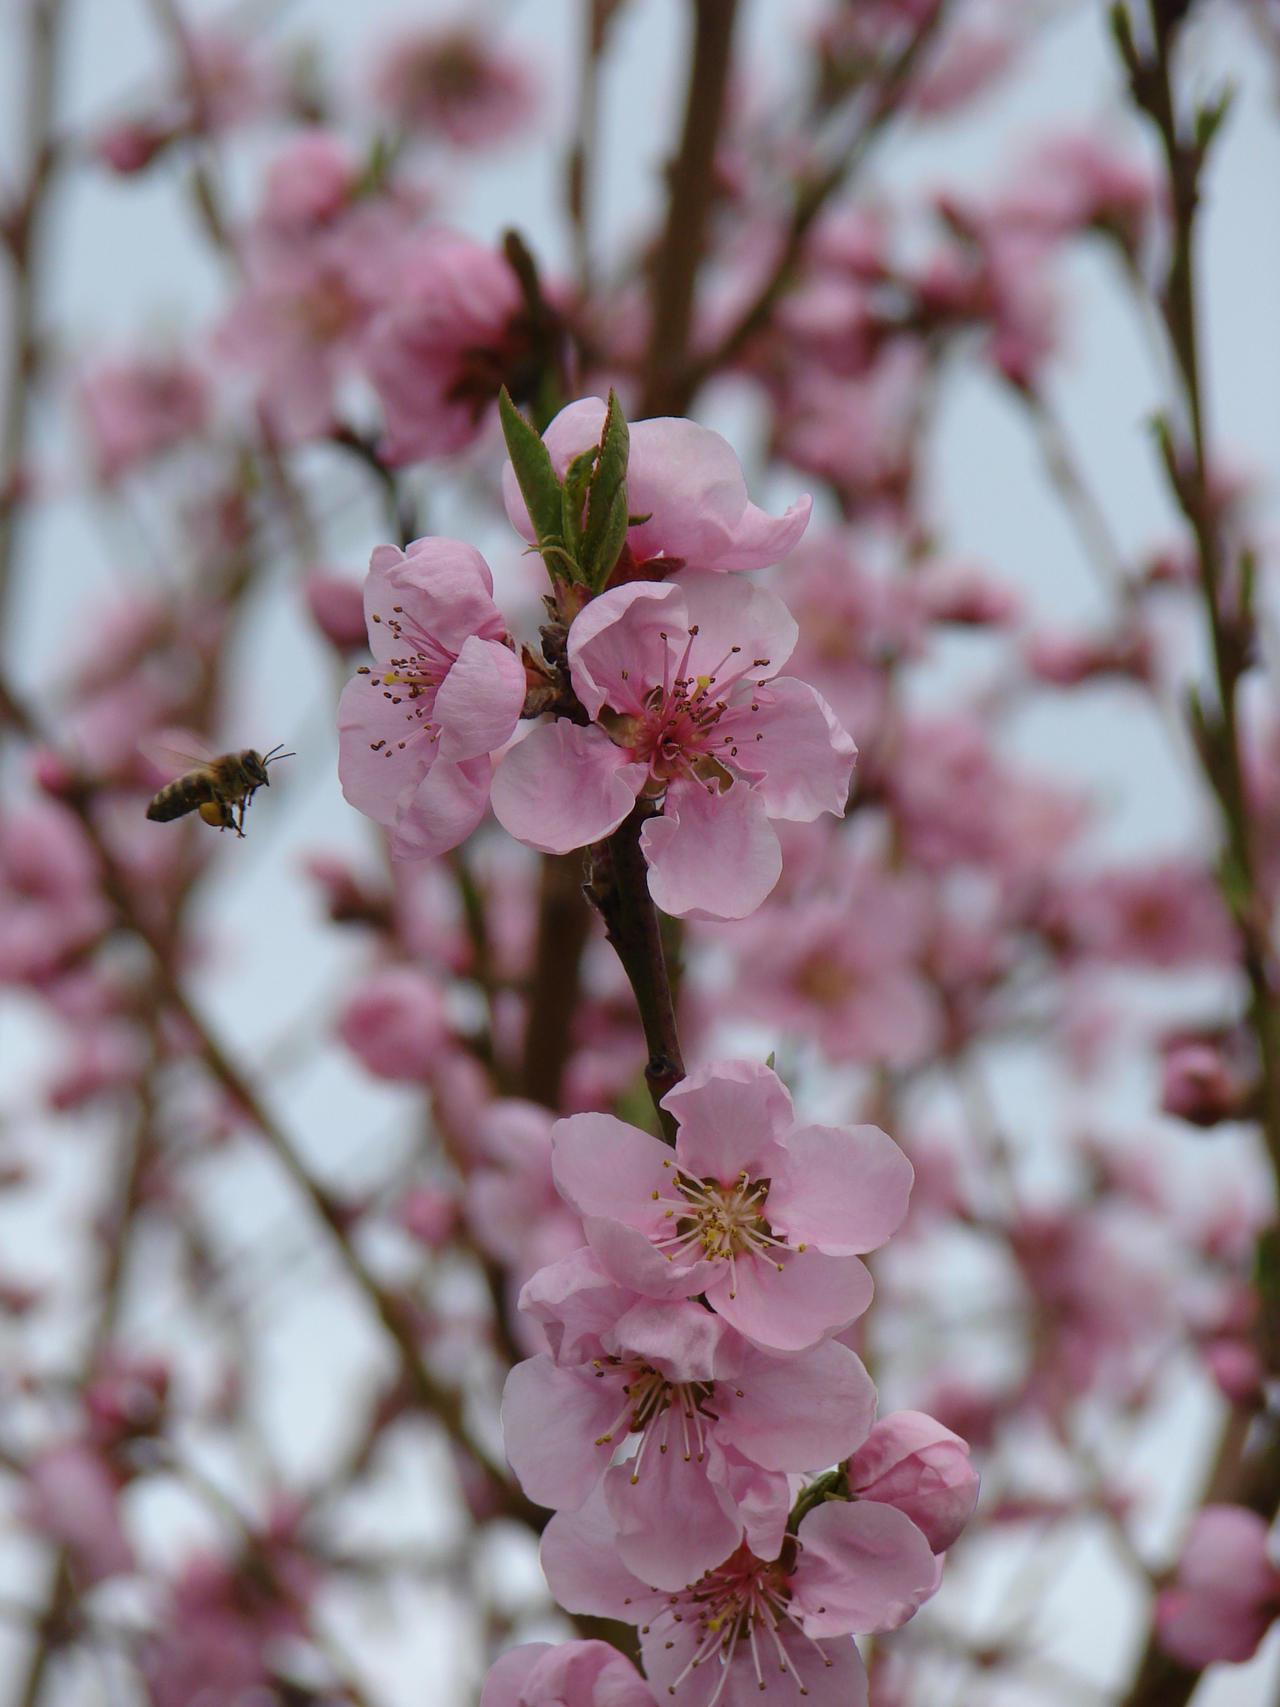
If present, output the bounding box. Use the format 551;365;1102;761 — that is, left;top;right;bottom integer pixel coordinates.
494;1061;978;1707
337;395;854;921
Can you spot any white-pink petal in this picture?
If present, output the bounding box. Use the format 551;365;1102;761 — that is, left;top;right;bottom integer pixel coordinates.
793;1499;942;1636
567;581;682;721
501;1357;617;1510
640;778;782;920
704;1247;874;1351
714;1339;876;1471
663;1058;794;1182
734;678;856;819
387;754;493;860
768;1124;914;1254
490;721;644;854
433;634;527;762
676;571;799;680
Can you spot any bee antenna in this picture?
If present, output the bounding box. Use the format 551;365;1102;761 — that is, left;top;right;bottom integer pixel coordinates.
262;744;296;766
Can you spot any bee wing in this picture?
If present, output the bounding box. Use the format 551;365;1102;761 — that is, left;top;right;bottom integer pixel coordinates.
138;727;216;784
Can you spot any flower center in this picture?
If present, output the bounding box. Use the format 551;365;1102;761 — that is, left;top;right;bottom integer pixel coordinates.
589;1360;718;1483
649;1160;791;1297
608;623;773;797
650;1545;830;1707
356;605;454;761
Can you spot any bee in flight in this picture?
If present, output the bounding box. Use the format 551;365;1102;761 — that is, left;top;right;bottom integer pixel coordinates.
144;737;294;838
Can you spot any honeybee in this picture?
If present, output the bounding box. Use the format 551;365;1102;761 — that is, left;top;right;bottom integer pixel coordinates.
144;738;294;837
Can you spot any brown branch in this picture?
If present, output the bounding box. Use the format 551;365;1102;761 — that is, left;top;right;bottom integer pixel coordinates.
519;851;594;1109
639;0;740;418
677;2;952;404
1110;5;1280;1700
585;804;685;1141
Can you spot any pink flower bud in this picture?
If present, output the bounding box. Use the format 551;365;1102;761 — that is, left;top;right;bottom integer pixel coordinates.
1161;1040;1251;1127
396;1185;460;1250
95;118;177;174
304;571;368;650
1156;1505;1280;1665
847;1411;980;1553
1203;1339;1264;1406
337;966;453;1082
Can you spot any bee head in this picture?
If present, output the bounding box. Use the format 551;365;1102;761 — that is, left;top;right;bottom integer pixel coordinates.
257;743;296;788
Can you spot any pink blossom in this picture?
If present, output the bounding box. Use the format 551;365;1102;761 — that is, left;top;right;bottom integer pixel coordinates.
304;570;368;649
337;537;526;860
542;1484;940;1707
727;868;942;1068
548;1060;912;1350
23;1440;134;1586
0;801;109;985
1156;1506;1280;1666
502;396;812;575
1161;1039;1254;1127
373;26;537;149
362;230;527;463
998;134;1159;253
1044;861;1237;968
505;1246;876;1587
216;138;409;442
846;1412;979;1554
491;574;854;919
482;1642;655;1707
142;1550;308;1707
336;966;453;1082
771;341;926;514
78;355;209;481
261;129;360;230
396;1184;461;1250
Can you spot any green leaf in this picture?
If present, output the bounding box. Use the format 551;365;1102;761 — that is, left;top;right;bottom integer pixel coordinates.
499;388;563;560
583;390;632;590
561;447;599;577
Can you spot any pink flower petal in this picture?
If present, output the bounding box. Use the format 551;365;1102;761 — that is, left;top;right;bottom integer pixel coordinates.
541;1496;651;1619
568;582;682;721
640;779;782;920
365;537;503;659
434;634;526;762
728;678;856;818
676;571;799;679
623;416;812;574
387;755;493;859
502;397;812;574
501;1357;618;1510
704;1248;874;1351
768;1124;914;1254
482;1641;656;1707
490;721;645;854
605;1446;743;1591
714;1339;877;1471
551;1112;676;1229
584;1212;714;1299
337;671;432;824
793;1499;942;1636
663;1058;794;1182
